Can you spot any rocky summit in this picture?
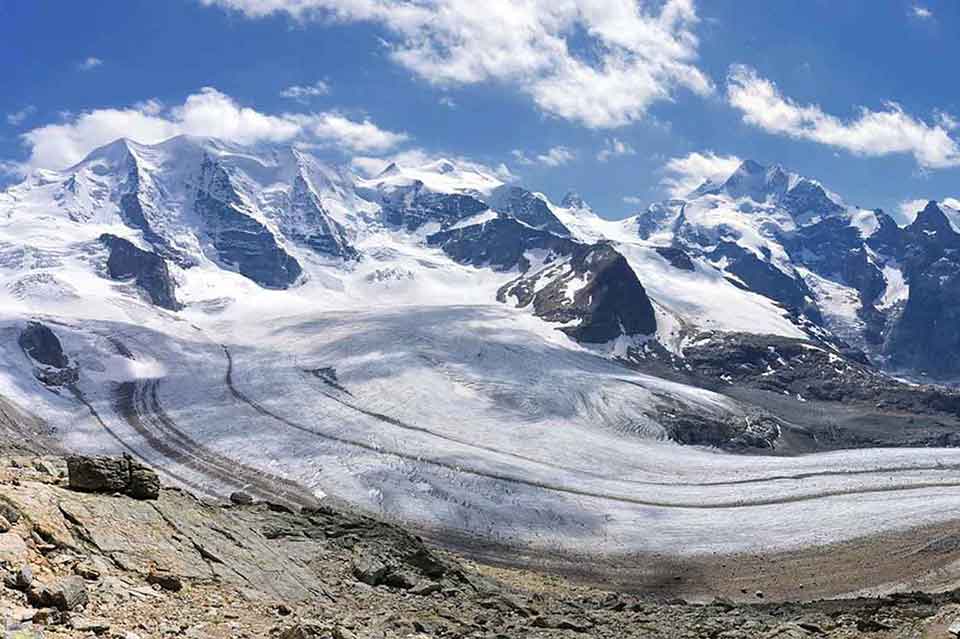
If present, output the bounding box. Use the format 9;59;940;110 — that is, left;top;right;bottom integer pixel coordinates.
0;454;959;638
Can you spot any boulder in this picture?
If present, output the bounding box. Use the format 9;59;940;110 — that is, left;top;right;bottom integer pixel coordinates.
4;565;32;590
28;576;88;611
147;570;183;592
128;465;160;500
66;455;161;500
230;491;255;506
67;456;130;494
351;551;389;586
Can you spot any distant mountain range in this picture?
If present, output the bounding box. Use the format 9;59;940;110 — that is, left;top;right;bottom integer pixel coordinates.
8;135;954;376
5;134;960;554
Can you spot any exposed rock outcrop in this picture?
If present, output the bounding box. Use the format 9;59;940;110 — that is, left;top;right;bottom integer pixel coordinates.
18;322;79;386
1;455;960;638
195;155;303;289
66;454;160;500
428;217;575;271
498;242;657;342
99;234;181;310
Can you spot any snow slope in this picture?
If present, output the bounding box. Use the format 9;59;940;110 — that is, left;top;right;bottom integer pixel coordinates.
3;137;960;558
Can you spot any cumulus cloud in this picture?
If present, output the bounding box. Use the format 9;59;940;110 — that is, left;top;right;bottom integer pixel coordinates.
596;137;636;162
727;65;960;169
6;106;36;127
14;87;408;173
622;195;644;205
511;146;576;167
280;80;330;101
77;57;103;71
912;5;933;19
199;0;712;128
661;150;742;197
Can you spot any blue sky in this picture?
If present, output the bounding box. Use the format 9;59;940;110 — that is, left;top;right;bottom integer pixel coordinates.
2;0;960;221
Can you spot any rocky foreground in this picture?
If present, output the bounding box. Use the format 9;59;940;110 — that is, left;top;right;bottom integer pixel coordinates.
1;456;960;638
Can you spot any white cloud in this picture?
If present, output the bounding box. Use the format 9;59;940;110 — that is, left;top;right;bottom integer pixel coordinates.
623;195;644;205
280;80;330;101
14;87;408;173
912;5;934;19
439;96;457;109
596;137;636;162
898;198;928;222
200;0;712;129
296;112;408;152
77;57;103;71
727;64;960;169
511;146;576;167
6;106;36;127
661;150;742;197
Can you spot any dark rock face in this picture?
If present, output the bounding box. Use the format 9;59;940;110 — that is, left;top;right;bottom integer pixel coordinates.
711;242;819;321
118;160;194;267
428;217;576;271
66;454;161;500
654;246;695;271
778;179;844;221
489;186;570;236
27;576;88;611
635;201;683;240
18;322;69;369
680;332;960;415
382;182;489;231
195;156;302;289
882;202;960;376
18;322;79;386
100;234;181;310
782;217;886;338
284;175;358;259
498;243;657;343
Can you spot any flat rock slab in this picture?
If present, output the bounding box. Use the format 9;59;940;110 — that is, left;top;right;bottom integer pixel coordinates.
0;480;325;601
0;532;28;565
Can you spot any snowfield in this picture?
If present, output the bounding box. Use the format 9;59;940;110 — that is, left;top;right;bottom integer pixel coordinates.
3;137;960;560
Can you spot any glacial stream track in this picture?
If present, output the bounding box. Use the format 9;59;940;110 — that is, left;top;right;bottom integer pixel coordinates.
219;345;960;510
111;377;320;511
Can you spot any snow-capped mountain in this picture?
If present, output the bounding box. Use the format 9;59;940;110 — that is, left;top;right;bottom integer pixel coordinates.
627;158;960;377
6;136;960;558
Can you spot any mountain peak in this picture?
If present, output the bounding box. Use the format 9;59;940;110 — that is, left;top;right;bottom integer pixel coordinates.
735;159;766;175
910;200;955;234
561;191;590;210
376;162;400;178
73;137;137;169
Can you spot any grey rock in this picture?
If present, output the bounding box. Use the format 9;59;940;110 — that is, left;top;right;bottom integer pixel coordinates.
66;454;160;500
29;576;88;611
66;456;130;494
147;570;183;592
230;491;255;506
4;564;32;590
128;465;160;500
18;322;79;386
100;234;182;310
279;621;329;638
498;242;657;343
351;551;389;586
195;156;302;289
